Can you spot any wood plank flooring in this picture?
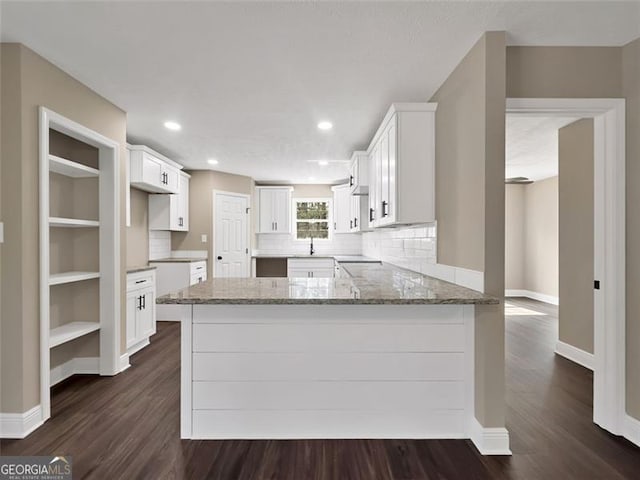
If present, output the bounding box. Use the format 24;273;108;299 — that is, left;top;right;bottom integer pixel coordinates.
2;298;639;479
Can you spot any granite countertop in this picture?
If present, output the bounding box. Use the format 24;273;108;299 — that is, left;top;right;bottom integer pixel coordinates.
157;262;498;305
126;265;157;274
149;257;207;263
252;254;379;263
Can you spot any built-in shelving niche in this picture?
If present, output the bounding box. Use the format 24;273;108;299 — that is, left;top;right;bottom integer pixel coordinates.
40;107;120;422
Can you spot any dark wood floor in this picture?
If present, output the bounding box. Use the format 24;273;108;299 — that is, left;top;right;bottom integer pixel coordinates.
2;298;639;479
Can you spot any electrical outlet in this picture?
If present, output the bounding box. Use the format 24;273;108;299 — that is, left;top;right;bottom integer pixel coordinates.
201;234;207;243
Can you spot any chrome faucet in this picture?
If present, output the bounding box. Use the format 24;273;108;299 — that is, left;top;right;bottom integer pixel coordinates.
310;237;315;256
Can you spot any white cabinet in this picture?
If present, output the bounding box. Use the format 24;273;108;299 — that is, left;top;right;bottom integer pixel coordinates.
126;269;156;354
150;260;207;297
287;258;335;278
129;144;183;194
367;103;437;227
256;187;293;234
349;151;369;195
148;171;190;231
331;184;351;234
350;194;370;232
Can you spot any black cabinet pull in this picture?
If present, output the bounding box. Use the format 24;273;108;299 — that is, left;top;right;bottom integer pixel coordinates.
349;175;354;187
354;217;358;228
382;200;388;217
135;279;145;284
369;208;374;222
350;220;353;229
137;295;142;310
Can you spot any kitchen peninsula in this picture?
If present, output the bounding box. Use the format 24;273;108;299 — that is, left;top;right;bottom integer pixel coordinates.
158;262;498;441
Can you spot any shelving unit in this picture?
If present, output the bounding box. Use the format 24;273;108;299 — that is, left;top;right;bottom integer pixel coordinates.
49;217;99;228
50;322;100;348
49;271;101;286
39;107;121;423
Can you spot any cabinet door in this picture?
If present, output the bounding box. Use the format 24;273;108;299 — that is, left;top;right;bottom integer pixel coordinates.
177;174;189;231
350;194;359;232
164;166;180;193
141;154;163;189
258;189;274;232
368;145;379;227
349;159;357;190
386;119;397;223
272;189;291;233
126;294;137;348
332;185;351;233
138;291;154;339
378;125;391;226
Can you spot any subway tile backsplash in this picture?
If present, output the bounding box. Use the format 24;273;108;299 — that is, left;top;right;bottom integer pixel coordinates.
148;230;171;260
362;223;437;273
255;232;363;256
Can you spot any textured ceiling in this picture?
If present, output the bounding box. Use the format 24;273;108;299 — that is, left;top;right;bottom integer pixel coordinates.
506;115;580;181
1;1;638;183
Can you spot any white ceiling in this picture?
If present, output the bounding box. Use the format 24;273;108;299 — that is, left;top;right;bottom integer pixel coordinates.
506;115;579;181
1;1;639;184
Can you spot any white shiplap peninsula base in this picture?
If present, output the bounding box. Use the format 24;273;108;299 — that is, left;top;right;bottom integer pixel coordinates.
180;303;475;441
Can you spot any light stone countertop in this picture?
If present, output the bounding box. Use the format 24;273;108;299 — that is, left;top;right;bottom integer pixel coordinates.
157;262;498;305
126;265;157;274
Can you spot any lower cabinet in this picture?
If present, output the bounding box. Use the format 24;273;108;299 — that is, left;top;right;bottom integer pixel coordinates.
287;258;335;278
126;269;156;355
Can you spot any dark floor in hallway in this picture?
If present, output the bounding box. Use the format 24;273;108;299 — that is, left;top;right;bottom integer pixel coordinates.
1;298;639;479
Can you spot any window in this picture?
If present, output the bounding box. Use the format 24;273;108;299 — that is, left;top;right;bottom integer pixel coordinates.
295;199;330;240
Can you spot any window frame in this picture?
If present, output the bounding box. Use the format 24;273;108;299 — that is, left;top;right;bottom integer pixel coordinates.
293;197;333;241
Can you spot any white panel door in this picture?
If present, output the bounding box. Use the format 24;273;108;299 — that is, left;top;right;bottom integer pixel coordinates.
215;193;249;278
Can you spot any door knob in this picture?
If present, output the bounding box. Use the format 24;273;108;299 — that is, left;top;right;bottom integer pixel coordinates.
217;256;223;260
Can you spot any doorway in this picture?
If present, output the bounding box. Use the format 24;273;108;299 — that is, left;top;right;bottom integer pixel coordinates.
213;191;250;278
505;98;626;438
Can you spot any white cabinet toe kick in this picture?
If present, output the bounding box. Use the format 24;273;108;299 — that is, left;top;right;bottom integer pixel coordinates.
178;303;507;454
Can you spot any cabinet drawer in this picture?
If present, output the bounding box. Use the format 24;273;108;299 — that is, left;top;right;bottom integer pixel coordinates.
127;270;156;292
190;261;207;276
287;258;334;270
191;272;207;285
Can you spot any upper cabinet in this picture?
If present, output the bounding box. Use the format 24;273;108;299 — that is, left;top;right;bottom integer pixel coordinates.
331;184;351;234
367;103;437;228
349;151;369;195
350;194;370;233
148;171;191;231
129;144;183;194
256;186;293;234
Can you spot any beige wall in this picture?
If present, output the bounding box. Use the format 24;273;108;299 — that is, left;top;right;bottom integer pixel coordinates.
172;170;254;274
558;119;594;354
430;32;506;428
290;184;332;198
623;38;640;419
126;188;149;267
0;44;128;413
505;184;525;289
507;41;640;417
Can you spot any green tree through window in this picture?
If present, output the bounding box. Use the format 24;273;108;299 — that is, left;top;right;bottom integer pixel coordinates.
296;200;329;239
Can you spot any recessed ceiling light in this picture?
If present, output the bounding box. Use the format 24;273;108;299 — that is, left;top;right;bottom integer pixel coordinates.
308;176;316;181
318;160;329;166
317;121;333;131
208;159;219;165
164;121;181;131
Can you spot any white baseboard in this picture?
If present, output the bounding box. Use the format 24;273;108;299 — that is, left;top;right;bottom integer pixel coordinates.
0;405;44;439
555;340;594;370
50;357;99;386
469;417;511;455
119;352;131;372
624;414;640;448
127;338;150;356
505;289;559;305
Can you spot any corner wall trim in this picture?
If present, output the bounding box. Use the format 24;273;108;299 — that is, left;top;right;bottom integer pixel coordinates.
555;341;594;371
469;418;511;455
0;405;44;439
505;289;559;306
624;414;640;448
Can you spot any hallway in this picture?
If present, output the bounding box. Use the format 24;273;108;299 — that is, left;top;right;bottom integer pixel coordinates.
1;300;639;479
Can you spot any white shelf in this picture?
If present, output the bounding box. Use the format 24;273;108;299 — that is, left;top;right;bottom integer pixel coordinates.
49;271;100;286
49;217;100;228
49;154;99;178
50;322;100;348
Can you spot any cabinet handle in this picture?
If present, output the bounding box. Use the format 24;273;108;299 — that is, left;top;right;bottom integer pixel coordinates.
275;221;277;230
369;208;375;222
350;220;353;229
349;175;354;187
334;222;337;230
142;294;146;310
354;217;358;228
382;200;388;217
135;279;145;284
137;295;142;310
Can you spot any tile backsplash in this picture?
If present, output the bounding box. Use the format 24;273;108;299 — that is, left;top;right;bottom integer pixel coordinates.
362;223;437;273
149;230;171;260
255;232;363;256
